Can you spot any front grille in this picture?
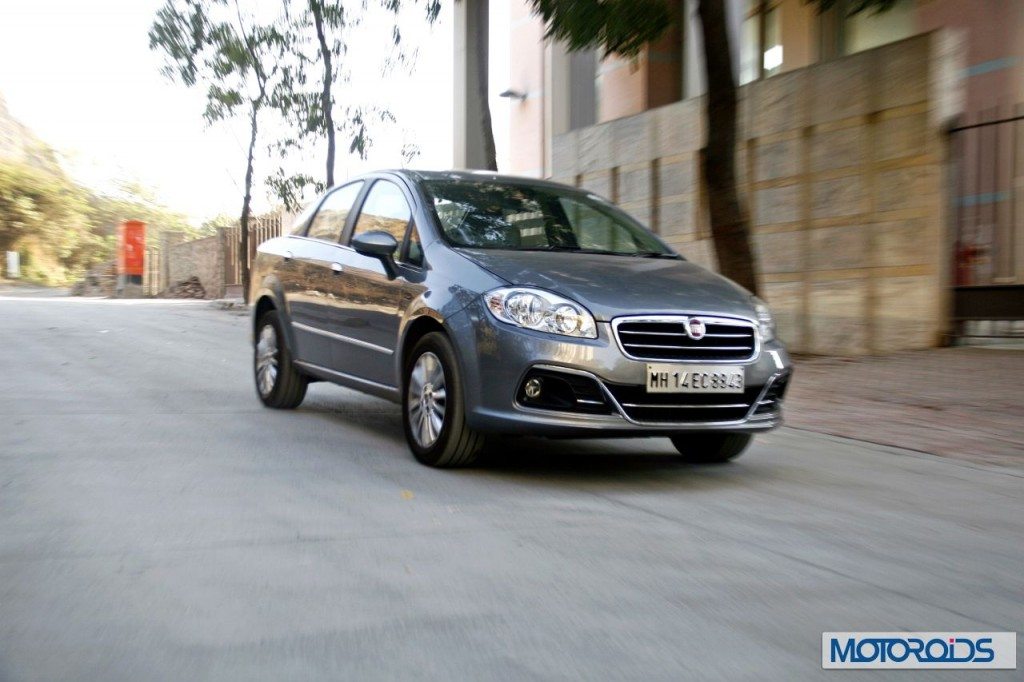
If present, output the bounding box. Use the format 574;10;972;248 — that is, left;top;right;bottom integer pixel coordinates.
604;383;762;423
613;316;756;362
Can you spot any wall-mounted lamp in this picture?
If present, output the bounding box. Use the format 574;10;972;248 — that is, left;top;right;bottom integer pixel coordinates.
498;89;527;102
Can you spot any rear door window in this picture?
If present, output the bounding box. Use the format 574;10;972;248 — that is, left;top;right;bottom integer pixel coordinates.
306;182;363;242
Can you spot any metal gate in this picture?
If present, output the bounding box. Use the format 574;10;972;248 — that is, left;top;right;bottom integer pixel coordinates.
223;211;285;291
949;107;1024;339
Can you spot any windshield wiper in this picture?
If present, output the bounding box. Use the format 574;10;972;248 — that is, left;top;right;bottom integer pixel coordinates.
471;245;680;258
632;251;681;259
519;247;661;257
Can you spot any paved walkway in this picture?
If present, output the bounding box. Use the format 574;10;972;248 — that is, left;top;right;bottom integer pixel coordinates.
786;347;1024;468
0;279;69;297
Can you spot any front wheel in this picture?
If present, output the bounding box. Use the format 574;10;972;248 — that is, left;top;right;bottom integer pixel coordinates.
254;310;308;409
403;332;485;467
670;433;752;464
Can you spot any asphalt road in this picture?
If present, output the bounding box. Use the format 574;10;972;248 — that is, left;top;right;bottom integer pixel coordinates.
0;297;1020;681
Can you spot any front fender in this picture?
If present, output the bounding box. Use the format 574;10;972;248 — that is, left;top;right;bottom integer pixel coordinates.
392;275;486;380
251;275;298;354
393;301;445;379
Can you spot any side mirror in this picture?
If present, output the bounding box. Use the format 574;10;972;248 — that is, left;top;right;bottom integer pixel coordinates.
352;230;399;278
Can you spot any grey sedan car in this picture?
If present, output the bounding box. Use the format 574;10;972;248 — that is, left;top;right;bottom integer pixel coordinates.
250;170;792;467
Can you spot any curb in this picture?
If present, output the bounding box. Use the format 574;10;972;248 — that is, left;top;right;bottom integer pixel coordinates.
212;298;247;310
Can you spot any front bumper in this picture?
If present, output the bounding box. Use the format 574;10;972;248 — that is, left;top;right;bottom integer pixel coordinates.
447;300;793;437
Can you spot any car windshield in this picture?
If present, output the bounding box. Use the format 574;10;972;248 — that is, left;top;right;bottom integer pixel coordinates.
422;179;676;257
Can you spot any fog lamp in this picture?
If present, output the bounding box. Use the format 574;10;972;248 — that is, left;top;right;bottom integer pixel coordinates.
524;377;543;399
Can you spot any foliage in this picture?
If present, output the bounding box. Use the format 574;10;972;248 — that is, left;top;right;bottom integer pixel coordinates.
401;140;421;167
265;166;324;213
150;1;287;126
0;161;192;284
530;0;900;55
272;0;352;190
89;180;193;239
200;212;240;232
812;0;901;13
0;162;93;273
530;0;672;57
265;0;437;210
150;0;290;299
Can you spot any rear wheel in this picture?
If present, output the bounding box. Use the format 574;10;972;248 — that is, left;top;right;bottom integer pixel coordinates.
403;332;485;467
254;310;308;409
670;433;752;463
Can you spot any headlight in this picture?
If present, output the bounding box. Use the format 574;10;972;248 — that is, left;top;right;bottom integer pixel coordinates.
484;287;597;338
752;296;775;343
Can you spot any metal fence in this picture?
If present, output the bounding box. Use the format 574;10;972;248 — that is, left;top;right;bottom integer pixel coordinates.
143;246;161;297
949;106;1024;337
222;212;284;288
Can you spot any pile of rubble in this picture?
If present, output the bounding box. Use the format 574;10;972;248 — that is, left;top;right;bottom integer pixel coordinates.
162;276;206;299
71;261;117;297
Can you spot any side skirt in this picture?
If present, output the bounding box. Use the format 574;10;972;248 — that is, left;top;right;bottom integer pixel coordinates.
294;360;401;404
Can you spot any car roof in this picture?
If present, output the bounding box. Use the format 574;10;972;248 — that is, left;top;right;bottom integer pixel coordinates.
369;169;583;194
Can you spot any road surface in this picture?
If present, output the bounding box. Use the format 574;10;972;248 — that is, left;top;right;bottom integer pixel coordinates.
0;297;1020;680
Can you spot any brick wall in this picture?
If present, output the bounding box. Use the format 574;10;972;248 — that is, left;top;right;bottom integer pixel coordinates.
551;32;965;355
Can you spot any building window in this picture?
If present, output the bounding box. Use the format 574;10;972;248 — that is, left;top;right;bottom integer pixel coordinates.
739;1;760;85
843;0;915;54
819;0;917;59
569;50;597;131
738;0;783;84
763;5;782;74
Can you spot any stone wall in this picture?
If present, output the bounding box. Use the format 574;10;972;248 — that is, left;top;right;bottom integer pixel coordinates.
551;32;965;355
163;232;225;299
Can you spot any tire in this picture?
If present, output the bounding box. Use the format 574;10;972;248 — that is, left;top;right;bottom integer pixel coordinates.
670;433;752;464
254;310;308;409
403;332;485;467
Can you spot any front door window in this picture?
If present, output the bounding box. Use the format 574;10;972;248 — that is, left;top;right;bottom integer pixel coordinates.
350;180;412;243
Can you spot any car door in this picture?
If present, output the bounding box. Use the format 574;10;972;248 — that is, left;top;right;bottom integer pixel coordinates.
326;178;420;387
285;181;364;369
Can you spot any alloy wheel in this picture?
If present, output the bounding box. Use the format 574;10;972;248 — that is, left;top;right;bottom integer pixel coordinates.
407;351;447;448
255;324;279;397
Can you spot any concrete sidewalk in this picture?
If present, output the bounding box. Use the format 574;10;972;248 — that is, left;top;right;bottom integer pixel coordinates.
786;347;1024;468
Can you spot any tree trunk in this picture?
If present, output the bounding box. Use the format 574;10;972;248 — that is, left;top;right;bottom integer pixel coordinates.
697;0;759;296
311;0;336;187
240;102;258;303
472;0;498;171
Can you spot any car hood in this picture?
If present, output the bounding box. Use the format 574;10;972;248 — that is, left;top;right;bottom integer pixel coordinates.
458;249;756;321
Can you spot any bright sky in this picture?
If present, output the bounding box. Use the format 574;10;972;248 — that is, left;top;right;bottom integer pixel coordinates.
0;0;509;224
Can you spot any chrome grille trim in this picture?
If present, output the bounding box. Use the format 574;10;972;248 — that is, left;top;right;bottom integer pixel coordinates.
611;314;759;363
606;373;782;426
517;364;785;428
619;402;750;409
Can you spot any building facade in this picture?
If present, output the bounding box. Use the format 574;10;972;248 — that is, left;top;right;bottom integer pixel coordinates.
506;0;1022;178
497;0;1022;354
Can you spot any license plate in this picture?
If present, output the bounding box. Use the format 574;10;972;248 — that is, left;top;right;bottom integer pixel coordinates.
646;364;745;393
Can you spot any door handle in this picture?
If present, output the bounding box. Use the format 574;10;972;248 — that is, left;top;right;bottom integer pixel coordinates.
331;262;343;273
